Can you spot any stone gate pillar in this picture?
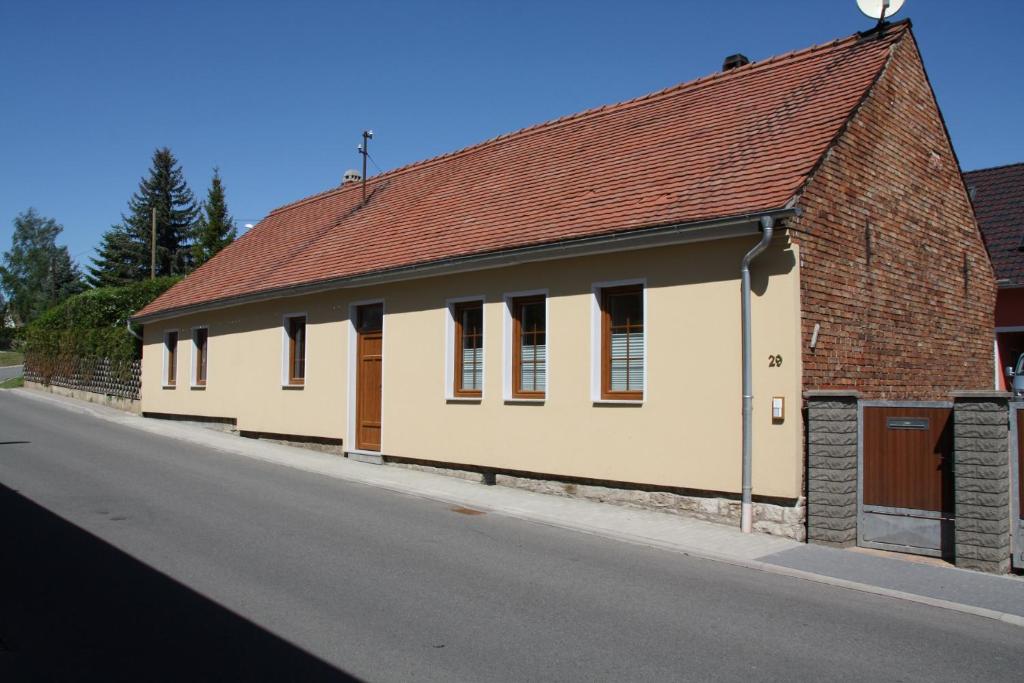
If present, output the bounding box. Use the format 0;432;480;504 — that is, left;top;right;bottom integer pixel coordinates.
805;390;860;546
951;391;1012;574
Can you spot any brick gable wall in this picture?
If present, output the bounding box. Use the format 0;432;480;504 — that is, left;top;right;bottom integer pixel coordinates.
790;32;995;400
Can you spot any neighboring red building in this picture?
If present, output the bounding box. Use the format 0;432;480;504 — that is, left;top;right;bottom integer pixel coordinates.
965;163;1024;390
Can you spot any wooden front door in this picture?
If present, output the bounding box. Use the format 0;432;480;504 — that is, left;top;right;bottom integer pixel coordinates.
861;406;954;557
355;303;384;452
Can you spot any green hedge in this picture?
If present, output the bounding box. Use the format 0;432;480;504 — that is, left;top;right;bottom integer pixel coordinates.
23;277;180;364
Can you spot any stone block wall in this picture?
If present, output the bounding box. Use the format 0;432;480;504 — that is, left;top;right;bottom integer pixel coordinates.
805;392;859;546
952;393;1011;574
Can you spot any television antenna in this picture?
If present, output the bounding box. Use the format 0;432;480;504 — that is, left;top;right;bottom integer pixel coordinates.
358;129;373;204
857;0;905;28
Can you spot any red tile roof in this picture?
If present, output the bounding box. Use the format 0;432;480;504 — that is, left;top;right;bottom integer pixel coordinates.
136;23;910;320
964;163;1024;286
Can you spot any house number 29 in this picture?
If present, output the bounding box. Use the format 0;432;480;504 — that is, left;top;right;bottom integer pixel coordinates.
768;354;783;367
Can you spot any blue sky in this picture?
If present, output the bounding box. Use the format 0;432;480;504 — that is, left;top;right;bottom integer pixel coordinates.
2;0;1022;268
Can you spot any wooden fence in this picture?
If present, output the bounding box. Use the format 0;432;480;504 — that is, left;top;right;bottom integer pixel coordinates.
24;354;141;401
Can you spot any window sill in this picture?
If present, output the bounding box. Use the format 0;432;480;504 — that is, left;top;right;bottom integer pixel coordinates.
190;385;206;391
446;396;482;403
593;398;644;406
505;397;545;405
162;384;176;390
282;383;305;390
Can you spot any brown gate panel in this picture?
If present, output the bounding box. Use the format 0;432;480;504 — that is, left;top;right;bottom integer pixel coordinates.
863;407;953;513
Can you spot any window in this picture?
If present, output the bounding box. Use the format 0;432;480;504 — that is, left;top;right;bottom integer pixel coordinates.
453;301;483;397
601;285;644;400
193;327;208;386
164;331;178;387
512;295;546;398
286;315;306;385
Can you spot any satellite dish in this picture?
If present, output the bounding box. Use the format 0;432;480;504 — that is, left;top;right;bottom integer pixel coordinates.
857;0;905;20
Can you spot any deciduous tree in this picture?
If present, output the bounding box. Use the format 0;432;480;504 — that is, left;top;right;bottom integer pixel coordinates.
0;208;85;324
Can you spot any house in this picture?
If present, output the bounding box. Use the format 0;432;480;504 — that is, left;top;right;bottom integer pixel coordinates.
132;21;995;546
963;162;1024;390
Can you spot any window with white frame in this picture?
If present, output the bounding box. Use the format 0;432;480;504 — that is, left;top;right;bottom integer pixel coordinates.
597;284;644;400
283;314;306;386
511;295;546;398
192;327;208;387
451;300;483;397
163;330;178;387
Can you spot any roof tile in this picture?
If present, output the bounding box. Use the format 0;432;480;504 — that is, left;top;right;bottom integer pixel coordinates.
137;24;909;319
963;163;1024;286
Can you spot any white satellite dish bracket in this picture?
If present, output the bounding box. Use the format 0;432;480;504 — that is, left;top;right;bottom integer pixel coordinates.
857;0;905;30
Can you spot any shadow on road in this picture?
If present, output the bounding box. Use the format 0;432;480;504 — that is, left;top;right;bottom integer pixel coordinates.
0;483;360;681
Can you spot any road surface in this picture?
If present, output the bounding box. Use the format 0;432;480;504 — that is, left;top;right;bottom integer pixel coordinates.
0;390;1020;681
0;364;22;382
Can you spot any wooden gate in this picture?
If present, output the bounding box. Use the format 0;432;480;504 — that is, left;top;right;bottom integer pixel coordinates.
1013;405;1023;569
859;403;954;557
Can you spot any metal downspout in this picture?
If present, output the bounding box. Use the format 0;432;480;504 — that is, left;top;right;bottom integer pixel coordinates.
740;215;775;533
126;319;143;341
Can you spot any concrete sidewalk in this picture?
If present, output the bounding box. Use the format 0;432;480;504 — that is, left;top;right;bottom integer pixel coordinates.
9;386;1024;628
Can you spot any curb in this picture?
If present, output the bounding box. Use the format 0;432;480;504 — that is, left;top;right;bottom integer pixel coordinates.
8;387;1024;629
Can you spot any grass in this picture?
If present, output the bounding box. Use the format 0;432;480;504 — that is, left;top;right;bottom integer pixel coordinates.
0;351;24;366
0;376;23;389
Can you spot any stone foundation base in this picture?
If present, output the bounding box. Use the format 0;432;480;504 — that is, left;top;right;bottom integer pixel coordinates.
25;381;140;414
387;461;806;540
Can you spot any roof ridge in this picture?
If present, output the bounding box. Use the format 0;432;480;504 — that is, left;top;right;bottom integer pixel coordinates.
265;22;909;221
964;161;1024;176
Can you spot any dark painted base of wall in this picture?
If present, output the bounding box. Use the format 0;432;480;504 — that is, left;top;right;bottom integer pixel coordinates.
239;431;345;455
143;412;237;431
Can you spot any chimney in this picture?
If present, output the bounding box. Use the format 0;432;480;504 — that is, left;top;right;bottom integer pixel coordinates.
722;53;750;71
343;169;362;185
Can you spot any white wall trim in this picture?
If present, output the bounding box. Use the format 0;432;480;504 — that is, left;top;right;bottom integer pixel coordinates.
445;295;486;401
590;279;647;404
347;299;386;454
189;324;208;388
281;312;307;387
502;289;549;402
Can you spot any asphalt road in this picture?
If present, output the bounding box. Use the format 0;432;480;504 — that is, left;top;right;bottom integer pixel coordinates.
0;364;22;382
0;391;1021;682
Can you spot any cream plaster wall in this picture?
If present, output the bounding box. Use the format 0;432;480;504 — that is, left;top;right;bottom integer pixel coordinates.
141;235;803;498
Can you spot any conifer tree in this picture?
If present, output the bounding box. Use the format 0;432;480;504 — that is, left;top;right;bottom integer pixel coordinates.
192;168;237;267
89;147;198;285
87;224;148;288
0;208;85;324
